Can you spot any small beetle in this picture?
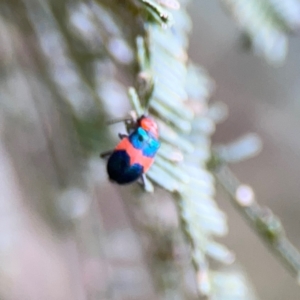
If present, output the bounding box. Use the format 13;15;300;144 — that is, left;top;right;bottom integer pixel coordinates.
101;115;160;186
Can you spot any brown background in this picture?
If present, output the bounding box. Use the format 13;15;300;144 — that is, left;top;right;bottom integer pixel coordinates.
189;1;300;299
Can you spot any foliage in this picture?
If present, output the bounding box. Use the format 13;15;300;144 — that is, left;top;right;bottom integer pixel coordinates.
220;0;300;64
1;0;300;299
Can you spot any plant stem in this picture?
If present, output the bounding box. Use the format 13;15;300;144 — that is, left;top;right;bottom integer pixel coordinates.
214;164;300;280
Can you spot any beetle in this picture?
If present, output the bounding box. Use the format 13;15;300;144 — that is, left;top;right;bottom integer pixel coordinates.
100;114;160;186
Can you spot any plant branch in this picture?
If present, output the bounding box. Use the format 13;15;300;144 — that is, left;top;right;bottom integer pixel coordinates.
213;162;300;280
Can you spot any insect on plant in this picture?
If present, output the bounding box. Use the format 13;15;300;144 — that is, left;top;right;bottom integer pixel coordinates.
100;88;160;188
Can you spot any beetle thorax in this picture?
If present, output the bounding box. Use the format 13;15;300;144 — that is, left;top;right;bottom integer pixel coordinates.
138;116;159;138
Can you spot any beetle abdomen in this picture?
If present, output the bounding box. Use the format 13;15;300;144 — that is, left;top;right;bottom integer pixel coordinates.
107;150;143;184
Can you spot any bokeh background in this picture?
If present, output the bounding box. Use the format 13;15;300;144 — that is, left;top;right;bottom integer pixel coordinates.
0;0;300;299
189;1;300;299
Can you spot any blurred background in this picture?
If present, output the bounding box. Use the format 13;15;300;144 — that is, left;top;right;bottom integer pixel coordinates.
0;0;300;299
189;1;300;299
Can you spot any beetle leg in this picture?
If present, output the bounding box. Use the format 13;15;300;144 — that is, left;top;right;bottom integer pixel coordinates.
139;174;154;192
140;173;146;188
100;133;127;158
100;150;113;158
118;133;128;140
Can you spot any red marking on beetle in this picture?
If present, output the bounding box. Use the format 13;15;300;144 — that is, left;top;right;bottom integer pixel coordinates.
115;138;154;172
139;117;159;138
